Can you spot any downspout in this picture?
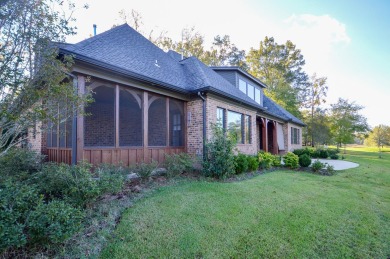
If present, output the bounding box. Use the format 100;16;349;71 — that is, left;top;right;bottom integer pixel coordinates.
197;92;206;160
64;72;78;165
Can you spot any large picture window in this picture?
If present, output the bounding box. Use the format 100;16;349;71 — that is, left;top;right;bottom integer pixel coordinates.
245;115;251;144
227;111;243;144
119;89;142;146
216;107;225;129
291;127;300;145
85;85;115;147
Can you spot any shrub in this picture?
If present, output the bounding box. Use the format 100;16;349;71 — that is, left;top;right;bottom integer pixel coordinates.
95;164;128;194
203;125;236;178
272;155;282;167
164;153;194;177
0;180;40;252
133;160;158;180
293;147;314;157
325;164;336;175
0;148;44;180
283;152;299;169
328;149;339;156
258;151;275;169
311;150;321;158
318;149;329;159
299;154;312;167
234;153;249;174
312;160;325;172
330;154;339;160
27;200;84;245
34;162;100;207
247;155;259;171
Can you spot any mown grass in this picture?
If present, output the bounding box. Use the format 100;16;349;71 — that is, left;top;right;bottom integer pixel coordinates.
101;147;390;258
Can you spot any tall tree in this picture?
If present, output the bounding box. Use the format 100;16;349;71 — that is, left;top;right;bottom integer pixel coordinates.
365;125;390;157
303;74;328;146
246;37;309;117
330;98;369;150
302;108;332;146
0;0;90;155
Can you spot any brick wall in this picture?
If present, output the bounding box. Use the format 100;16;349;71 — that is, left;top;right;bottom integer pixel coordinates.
206;95;258;155
26;121;43;153
186;98;204;157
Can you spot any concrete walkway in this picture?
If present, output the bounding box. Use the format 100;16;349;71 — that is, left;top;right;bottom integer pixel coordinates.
312;159;359;171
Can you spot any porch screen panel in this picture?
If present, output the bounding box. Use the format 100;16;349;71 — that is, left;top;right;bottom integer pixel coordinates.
66;118;72;148
148;95;167;146
169;99;184;147
84;85;115;147
119;89;142;146
46;121;52;147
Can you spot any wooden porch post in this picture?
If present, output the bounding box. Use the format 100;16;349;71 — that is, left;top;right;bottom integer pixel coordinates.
76;75;85;162
261;118;268;152
273;121;278;155
143;92;149;162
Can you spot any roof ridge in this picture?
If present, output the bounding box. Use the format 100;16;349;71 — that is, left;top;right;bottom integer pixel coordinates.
73;23;129;50
181;57;211;87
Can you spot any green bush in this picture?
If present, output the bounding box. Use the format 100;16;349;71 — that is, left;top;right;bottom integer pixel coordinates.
134;160;158;180
258;151;275;169
27;200;84;245
0;148;44;180
34;162;100;207
293;148;314;157
299;154;312;167
0;180;40;252
273;155;282;167
330;154;339;160
311;150;320;158
325;164;336;175
247;155;259;171
312;160;325;172
318;149;329;159
95;164;128;194
203;125;236;178
234;153;249;174
164;153;194;177
283;152;299;169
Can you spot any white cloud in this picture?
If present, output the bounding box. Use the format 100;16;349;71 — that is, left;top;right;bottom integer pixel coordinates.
279;14;351;75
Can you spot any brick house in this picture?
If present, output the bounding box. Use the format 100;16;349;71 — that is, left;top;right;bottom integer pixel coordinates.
28;24;304;166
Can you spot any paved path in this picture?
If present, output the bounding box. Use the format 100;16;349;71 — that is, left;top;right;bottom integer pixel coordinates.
312;159;359;171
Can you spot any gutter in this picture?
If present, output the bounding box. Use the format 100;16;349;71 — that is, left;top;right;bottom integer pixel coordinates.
197;91;206;161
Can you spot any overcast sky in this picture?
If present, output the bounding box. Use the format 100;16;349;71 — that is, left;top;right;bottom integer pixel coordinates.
67;0;390;127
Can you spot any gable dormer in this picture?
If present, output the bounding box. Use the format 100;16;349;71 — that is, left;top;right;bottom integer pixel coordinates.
211;67;266;106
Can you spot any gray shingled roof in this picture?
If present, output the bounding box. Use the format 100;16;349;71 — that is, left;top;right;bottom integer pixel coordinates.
263;96;304;125
58;23;304;126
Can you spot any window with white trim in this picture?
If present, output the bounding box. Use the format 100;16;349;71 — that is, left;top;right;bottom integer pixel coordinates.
291;127;300;145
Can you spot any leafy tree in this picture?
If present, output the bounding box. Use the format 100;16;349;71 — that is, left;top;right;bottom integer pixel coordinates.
0;0;90;156
302;108;332;146
365;125;390;157
246;37;309;117
330;98;369;150
302;74;328;146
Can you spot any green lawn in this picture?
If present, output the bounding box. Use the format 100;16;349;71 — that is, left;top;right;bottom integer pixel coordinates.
101;147;390;258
